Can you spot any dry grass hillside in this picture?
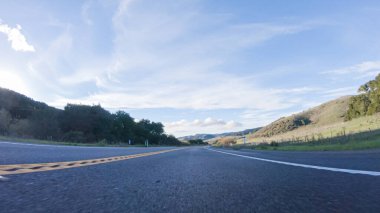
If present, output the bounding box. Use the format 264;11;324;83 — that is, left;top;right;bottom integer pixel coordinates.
240;96;380;144
248;112;380;143
252;96;351;138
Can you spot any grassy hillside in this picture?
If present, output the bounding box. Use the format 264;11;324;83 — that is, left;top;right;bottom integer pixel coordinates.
249;112;380;144
252;96;351;138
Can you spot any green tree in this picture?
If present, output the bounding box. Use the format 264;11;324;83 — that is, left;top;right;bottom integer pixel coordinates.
60;104;112;143
111;111;136;143
346;74;380;120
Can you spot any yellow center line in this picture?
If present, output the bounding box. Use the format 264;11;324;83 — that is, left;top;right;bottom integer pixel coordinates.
0;148;183;176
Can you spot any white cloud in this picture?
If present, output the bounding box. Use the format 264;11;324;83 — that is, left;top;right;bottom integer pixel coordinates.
164;117;242;135
270;87;322;95
322;61;380;79
0;23;35;52
225;120;243;129
26;28;74;99
322;86;357;97
0;70;29;95
241;109;291;128
47;75;305;111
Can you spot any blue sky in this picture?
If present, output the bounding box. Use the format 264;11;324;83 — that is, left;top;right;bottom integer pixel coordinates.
1;0;380;136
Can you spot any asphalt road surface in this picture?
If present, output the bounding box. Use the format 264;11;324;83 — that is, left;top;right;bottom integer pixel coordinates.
1;141;380;212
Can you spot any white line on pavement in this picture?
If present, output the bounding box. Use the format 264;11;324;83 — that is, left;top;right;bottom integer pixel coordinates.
0;175;9;181
0;141;68;148
0;141;125;149
207;148;380;176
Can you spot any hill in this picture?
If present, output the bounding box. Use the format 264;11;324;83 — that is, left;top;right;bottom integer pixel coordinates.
252;96;351;138
0;88;62;139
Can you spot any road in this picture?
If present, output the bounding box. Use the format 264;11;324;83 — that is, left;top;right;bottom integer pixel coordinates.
1;142;380;212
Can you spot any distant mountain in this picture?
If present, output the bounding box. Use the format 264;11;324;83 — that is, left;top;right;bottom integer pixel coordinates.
179;128;261;141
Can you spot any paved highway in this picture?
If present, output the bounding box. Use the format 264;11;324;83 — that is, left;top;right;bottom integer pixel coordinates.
1;142;380;212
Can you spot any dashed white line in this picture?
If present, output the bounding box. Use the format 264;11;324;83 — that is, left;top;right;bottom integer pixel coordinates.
207;148;380;176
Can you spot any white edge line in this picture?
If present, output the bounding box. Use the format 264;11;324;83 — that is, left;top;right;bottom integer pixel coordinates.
0;141;70;148
0;141;120;149
0;175;9;181
0;141;141;149
207;148;380;177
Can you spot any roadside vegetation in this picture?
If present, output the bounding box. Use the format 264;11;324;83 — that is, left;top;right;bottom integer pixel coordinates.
0;88;184;146
216;129;380;151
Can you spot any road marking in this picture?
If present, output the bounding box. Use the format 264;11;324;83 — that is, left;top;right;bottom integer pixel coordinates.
207;148;380;176
0;148;182;176
0;141;69;148
0;141;132;149
0;175;9;181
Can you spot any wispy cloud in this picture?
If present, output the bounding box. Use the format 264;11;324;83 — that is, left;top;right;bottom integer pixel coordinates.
322;61;380;79
322;86;357;97
0;22;35;52
27;28;74;99
50;0;314;111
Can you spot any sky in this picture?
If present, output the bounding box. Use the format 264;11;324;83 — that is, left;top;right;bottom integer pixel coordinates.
1;0;380;137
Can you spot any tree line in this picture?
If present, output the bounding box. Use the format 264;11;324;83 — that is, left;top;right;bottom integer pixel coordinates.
187;139;208;145
0;88;182;145
346;73;380;120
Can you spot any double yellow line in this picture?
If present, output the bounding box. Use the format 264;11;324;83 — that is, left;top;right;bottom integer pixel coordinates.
0;148;181;176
